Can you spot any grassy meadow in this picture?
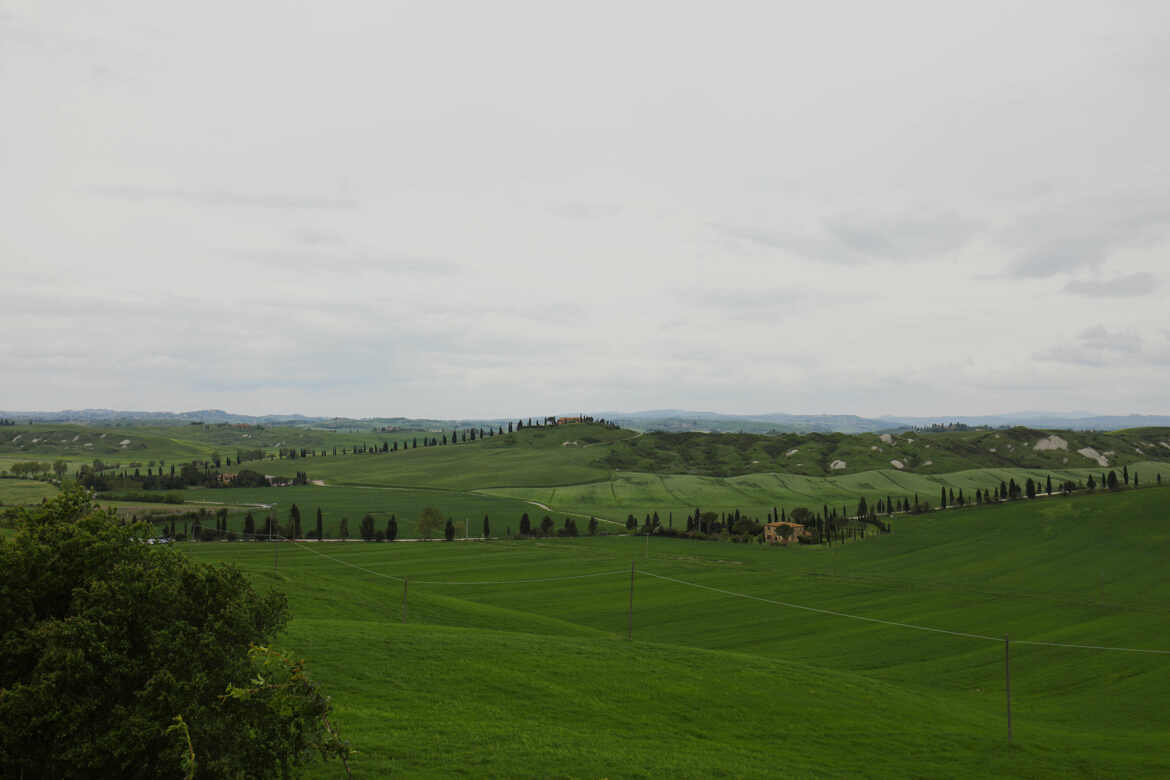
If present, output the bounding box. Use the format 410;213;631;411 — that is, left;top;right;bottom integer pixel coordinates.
182;487;1170;777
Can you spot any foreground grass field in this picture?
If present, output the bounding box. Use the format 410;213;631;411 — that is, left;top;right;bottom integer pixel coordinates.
185;487;1170;777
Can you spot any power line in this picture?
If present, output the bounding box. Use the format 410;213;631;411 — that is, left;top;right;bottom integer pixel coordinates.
187;530;1170;655
638;570;1170;655
638;570;1001;641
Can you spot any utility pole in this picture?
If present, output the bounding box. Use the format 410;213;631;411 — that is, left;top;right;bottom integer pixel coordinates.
627;561;636;640
402;576;409;623
1005;635;1012;742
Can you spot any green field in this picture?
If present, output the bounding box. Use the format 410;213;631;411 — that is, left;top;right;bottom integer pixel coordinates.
0;479;58;507
172;485;562;539
0;422;438;469
483;461;1170;522
11;421;1168;541
181;487;1170;777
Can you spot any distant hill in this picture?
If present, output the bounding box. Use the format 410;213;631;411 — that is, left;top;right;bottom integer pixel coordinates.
597;411;896;434
878;413;1170;430
0;408;329;426
3;408;1168;433
597;410;1170;433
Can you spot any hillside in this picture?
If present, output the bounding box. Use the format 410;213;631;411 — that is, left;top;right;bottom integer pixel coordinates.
180;488;1170;777
7;422;1169;540
598;427;1170;477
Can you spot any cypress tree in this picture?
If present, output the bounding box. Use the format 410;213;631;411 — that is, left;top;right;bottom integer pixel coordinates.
316;507;323;540
482;514;490;538
386;515;398;542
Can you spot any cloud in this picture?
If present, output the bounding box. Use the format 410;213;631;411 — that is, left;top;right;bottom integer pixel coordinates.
228;248;460;277
93;186;358;210
547;201;623;220
1000;195;1170;279
714;210;978;264
1005;238;1109;279
1064;272;1159;298
1033;325;1143;367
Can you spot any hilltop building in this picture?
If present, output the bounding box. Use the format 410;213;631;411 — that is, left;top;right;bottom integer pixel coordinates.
763;521;808;546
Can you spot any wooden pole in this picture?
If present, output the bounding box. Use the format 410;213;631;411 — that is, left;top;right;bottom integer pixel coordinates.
627;561;636;641
402;576;409;623
1005;635;1012;742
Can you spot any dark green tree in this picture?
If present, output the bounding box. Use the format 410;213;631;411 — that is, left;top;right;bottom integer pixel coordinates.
289;504;302;539
540;515;554;536
519;513;531;536
315;507;324;540
338;517;349;539
482;514;490;538
0;490;348;778
359;513;376;541
386;515;398;542
444;519;455;541
417;507;443;540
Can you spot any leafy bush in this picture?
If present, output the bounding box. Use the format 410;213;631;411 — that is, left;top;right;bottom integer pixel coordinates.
0;489;349;778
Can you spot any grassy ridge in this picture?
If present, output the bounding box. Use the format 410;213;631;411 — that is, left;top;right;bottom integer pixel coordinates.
0;423;434;466
183;488;1170;777
483;462;1170;521
242;424;634;490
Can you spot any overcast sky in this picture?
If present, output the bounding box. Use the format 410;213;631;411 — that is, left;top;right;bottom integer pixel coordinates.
3;1;1168;418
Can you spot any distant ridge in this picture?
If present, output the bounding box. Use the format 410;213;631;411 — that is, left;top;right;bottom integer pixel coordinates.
2;408;1168;433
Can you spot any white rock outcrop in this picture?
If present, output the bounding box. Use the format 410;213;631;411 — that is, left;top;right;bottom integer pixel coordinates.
1077;447;1109;467
1033;435;1068;451
890;459;905;470
830;460;847;470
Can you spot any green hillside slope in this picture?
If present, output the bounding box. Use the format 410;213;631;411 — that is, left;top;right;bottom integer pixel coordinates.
484;462;1170;522
183;488;1170;777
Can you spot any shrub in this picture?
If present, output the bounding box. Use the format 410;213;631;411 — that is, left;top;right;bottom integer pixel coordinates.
0;489;349;777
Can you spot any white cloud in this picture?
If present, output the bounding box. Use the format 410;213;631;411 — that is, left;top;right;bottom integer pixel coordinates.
1064;272;1159;298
